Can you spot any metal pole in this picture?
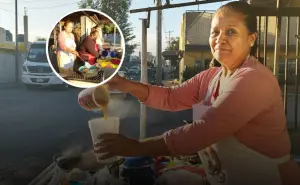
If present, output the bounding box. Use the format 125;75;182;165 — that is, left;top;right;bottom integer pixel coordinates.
24;7;28;57
130;0;230;13
15;0;19;83
156;0;162;85
263;16;268;66
284;17;290;116
273;0;281;77
295;16;300;130
113;26;116;49
140;19;148;139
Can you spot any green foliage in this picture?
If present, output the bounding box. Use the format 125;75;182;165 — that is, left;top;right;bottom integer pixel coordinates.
78;0;137;57
165;37;179;51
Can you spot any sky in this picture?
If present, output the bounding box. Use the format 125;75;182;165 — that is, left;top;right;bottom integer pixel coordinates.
0;0;229;55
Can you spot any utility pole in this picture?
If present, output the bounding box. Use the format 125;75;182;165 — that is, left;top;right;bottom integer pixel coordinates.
140;18;148;139
156;0;162;85
24;7;28;57
15;0;19;83
165;30;173;46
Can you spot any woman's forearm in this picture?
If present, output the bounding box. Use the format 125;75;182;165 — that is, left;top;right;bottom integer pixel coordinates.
138;135;171;157
65;47;75;54
123;79;150;102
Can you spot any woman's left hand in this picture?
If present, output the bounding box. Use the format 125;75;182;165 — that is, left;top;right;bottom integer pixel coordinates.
94;133;141;160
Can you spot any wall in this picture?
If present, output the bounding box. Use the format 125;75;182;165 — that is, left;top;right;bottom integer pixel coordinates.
185;12;213;45
80;16;96;42
0;27;6;43
0;50;24;84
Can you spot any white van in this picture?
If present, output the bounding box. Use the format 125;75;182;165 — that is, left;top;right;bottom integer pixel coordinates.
21;41;66;89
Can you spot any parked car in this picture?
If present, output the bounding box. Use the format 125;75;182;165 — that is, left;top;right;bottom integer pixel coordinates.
126;68;156;85
21;41;67;89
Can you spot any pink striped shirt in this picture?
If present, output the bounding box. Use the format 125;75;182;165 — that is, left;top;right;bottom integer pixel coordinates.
143;56;290;158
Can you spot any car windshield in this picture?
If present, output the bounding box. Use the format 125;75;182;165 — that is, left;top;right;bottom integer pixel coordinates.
27;43;48;63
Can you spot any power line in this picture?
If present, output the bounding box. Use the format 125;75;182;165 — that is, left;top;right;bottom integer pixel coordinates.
21;0;79;3
162;11;168;45
27;1;79;9
0;7;24;18
165;30;174;45
0;7;14;13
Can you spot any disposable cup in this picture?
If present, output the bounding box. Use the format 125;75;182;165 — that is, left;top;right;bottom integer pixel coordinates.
88;117;120;163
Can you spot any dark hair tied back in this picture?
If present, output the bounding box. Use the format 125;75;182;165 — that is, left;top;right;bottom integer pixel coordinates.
217;1;258;56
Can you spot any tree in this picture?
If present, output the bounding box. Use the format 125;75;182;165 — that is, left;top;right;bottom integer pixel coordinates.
163;36;181;78
36;37;46;41
165;37;179;51
78;0;137;60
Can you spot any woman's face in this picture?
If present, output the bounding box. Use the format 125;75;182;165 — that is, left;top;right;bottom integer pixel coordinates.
65;22;74;33
209;10;256;69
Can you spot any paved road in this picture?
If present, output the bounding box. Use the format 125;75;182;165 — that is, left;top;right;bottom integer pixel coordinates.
0;86;191;184
1;85;300;184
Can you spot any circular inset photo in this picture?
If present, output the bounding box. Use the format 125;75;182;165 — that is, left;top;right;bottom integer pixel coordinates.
46;9;125;88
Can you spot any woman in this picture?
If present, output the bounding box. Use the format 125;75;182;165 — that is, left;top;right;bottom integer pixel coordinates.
77;30;100;65
57;20;78;73
91;24;104;51
94;2;300;185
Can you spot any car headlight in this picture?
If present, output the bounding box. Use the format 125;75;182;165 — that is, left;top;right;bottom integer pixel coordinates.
22;66;28;72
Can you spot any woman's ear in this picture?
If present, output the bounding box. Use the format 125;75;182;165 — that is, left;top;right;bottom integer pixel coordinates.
249;32;257;47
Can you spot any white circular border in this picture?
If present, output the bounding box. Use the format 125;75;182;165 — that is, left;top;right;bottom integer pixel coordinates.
45;8;126;89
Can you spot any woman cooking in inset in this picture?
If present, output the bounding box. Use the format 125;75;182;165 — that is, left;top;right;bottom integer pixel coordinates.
93;1;300;185
75;30;101;73
57;20;79;73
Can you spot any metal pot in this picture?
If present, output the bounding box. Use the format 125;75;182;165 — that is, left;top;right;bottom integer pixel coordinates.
48;150;125;184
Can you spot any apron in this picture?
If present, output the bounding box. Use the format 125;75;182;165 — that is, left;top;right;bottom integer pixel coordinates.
58;34;76;69
192;68;290;185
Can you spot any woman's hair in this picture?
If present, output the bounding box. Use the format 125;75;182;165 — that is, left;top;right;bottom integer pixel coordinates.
211;58;221;67
216;1;258;56
90;30;99;38
92;24;101;32
63;20;73;30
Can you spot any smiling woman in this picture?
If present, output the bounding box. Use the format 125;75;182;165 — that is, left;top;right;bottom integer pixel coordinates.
95;1;300;185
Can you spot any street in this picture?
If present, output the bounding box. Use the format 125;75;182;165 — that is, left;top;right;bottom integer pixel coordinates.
0;85;300;184
0;86;191;184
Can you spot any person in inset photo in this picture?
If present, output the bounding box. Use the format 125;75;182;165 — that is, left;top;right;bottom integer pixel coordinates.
75;30;101;73
57;20;79;73
91;24;105;52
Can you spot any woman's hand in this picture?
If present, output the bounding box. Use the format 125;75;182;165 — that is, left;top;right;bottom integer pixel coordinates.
106;75;130;92
94;133;142;160
73;50;79;57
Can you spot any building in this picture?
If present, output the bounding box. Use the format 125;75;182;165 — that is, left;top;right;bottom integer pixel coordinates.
5;30;12;41
138;51;155;62
0;27;6;42
17;34;24;42
178;9;299;82
241;0;300;7
178;11;214;81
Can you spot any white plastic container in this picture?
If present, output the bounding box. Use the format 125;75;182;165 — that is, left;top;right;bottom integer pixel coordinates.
88;117;120;163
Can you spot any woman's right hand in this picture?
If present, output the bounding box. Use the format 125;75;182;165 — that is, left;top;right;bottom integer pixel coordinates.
106;75;130;92
71;50;79;56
